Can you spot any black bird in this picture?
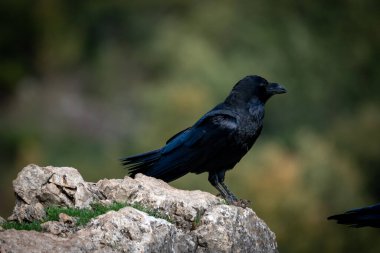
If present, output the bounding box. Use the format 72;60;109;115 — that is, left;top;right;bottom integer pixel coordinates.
121;75;286;205
328;203;380;228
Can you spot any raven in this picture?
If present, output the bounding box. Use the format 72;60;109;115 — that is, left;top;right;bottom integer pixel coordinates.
121;75;286;205
328;203;380;228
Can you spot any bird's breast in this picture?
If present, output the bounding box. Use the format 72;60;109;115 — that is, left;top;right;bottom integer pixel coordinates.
234;106;264;145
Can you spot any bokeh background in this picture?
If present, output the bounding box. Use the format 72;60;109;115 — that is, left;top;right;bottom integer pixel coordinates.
1;1;379;252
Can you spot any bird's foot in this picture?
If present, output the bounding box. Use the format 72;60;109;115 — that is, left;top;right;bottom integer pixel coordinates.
231;199;251;208
220;195;251;208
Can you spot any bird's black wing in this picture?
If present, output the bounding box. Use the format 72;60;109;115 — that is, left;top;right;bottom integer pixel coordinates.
166;127;191;144
144;109;241;181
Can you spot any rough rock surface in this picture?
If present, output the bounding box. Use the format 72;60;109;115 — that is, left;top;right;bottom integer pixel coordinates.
9;164;97;222
0;216;5;231
96;175;221;230
1;164;278;253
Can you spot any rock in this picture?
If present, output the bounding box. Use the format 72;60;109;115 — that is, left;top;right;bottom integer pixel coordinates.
8;164;97;222
9;202;46;222
0;216;6;225
77;207;197;252
1;164;278;252
0;216;5;231
0;230;89;253
40;214;77;236
96;174;222;229
0;207;197;253
59;213;76;224
41;221;71;236
194;205;277;253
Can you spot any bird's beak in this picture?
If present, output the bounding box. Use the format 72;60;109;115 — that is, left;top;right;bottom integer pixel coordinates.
266;83;287;95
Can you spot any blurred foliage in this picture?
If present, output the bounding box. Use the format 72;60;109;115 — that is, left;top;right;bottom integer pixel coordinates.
0;1;379;252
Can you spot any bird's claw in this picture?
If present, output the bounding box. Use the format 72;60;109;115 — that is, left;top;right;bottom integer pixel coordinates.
231;199;251;208
221;196;251;208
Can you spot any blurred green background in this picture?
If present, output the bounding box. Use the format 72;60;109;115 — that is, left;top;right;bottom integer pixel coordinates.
1;1;379;252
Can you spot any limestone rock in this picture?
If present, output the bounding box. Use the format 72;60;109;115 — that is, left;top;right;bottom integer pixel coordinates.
0;216;5;231
1;164;278;252
194;205;278;253
58;213;76;224
40;220;75;236
0;216;5;225
40;213;78;236
8;164;97;222
77;207;197;252
97;174;222;229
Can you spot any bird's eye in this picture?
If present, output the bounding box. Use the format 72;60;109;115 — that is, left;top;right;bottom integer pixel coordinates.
260;82;267;87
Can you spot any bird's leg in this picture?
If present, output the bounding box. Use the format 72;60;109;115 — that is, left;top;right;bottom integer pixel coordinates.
208;172;238;204
220;181;238;202
220;180;252;208
223;183;251;208
216;171;239;202
209;172;251;208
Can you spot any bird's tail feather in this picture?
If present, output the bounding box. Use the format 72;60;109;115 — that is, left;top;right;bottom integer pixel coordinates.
121;149;162;177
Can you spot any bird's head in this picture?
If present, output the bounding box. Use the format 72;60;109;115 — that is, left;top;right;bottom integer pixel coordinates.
226;75;287;105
